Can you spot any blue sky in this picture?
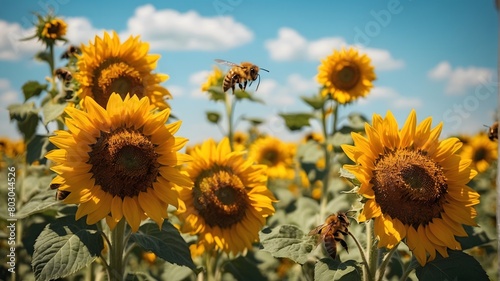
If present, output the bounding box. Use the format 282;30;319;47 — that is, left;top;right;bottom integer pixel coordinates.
0;1;498;144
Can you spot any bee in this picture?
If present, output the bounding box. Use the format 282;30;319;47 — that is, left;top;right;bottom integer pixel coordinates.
487;122;498;141
215;59;269;94
50;183;70;201
60;45;81;59
55;68;73;82
309;212;350;260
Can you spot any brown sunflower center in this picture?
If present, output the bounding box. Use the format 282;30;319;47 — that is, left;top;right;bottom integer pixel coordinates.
93;61;145;107
262;149;280;166
193;166;248;228
473;147;487;161
44;22;63;38
88;128;160;198
331;62;361;91
370;148;448;228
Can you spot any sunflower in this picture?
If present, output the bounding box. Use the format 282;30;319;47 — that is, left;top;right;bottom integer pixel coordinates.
41;18;67;40
176;138;276;255
201;66;224;92
248;136;295;179
341;110;479;266
460;133;497;173
45;93;192;232
317;48;376;104
233;131;248;151
75;31;172;110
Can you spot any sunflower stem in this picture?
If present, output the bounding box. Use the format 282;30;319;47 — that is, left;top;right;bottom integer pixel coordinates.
224;91;235;151
399;258;418;281
109;219;126;281
48;43;57;97
319;100;331;221
376;243;399;281
365;220;378;281
348;231;373;281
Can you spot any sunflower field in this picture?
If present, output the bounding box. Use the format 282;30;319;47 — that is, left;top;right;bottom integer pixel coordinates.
0;9;498;281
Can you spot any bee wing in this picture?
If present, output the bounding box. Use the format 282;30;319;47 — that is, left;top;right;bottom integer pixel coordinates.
214;59;241;68
308;224;326;236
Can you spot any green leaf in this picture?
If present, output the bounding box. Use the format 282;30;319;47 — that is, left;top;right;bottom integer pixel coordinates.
8;102;40;140
130;221;197;271
34;51;52;65
338;168;360;187
160;262;195;281
205;111;221;124
223;253;268;281
415;250;489;281
235;90;265;104
259;224;316;264
297;141;324;163
314;259;362;281
22;81;48;101
279;113;313;131
17;188;59;219
207;86;226;102
27;135;56;164
41;100;67;125
329;132;353;153
8;102;38;121
301;95;325;110
345;113;368;131
456;225;492;250
242;117;265;126
32;216;103;281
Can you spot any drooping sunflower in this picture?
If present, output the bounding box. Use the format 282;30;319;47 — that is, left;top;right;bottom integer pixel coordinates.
341;110;479;266
460;133;497;173
46;93;192;232
75;31;172;110
176;138;276;255
248;136;295;179
317;48;376;104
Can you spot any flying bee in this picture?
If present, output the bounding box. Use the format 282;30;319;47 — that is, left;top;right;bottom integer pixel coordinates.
486;122;498;141
55;68;73;82
309;212;350;260
215;59;269;94
60;45;81;59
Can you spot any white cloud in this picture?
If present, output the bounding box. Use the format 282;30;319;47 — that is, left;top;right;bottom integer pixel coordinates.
265;27;403;70
0;78;20;104
65;17;110;45
428;61;494;95
256;74;318;106
167;85;185;97
0;20;40;60
122;4;253;51
189;70;211;98
358;86;422;109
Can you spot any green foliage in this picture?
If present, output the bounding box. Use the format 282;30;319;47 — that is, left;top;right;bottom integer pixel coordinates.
301;95;325;110
234;89;264;104
16;188;58;219
32;216;103;281
259;224;316;265
415;250;489;281
223;254;268;281
22;81;48;101
206;86;226;101
8;102;40;140
279;113;314;131
26;134;55;164
41;99;67;125
205;111;221;124
130;221;197;271
314;259;362;281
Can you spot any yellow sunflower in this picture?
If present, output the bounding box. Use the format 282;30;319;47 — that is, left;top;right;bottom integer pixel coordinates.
201;66;224;92
248;136;295;179
75;31;172;110
41;18;67;40
46;93;192;232
176;138;276;255
233;131;248;151
317;48;376;104
460;133;497;173
341;110;479;266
